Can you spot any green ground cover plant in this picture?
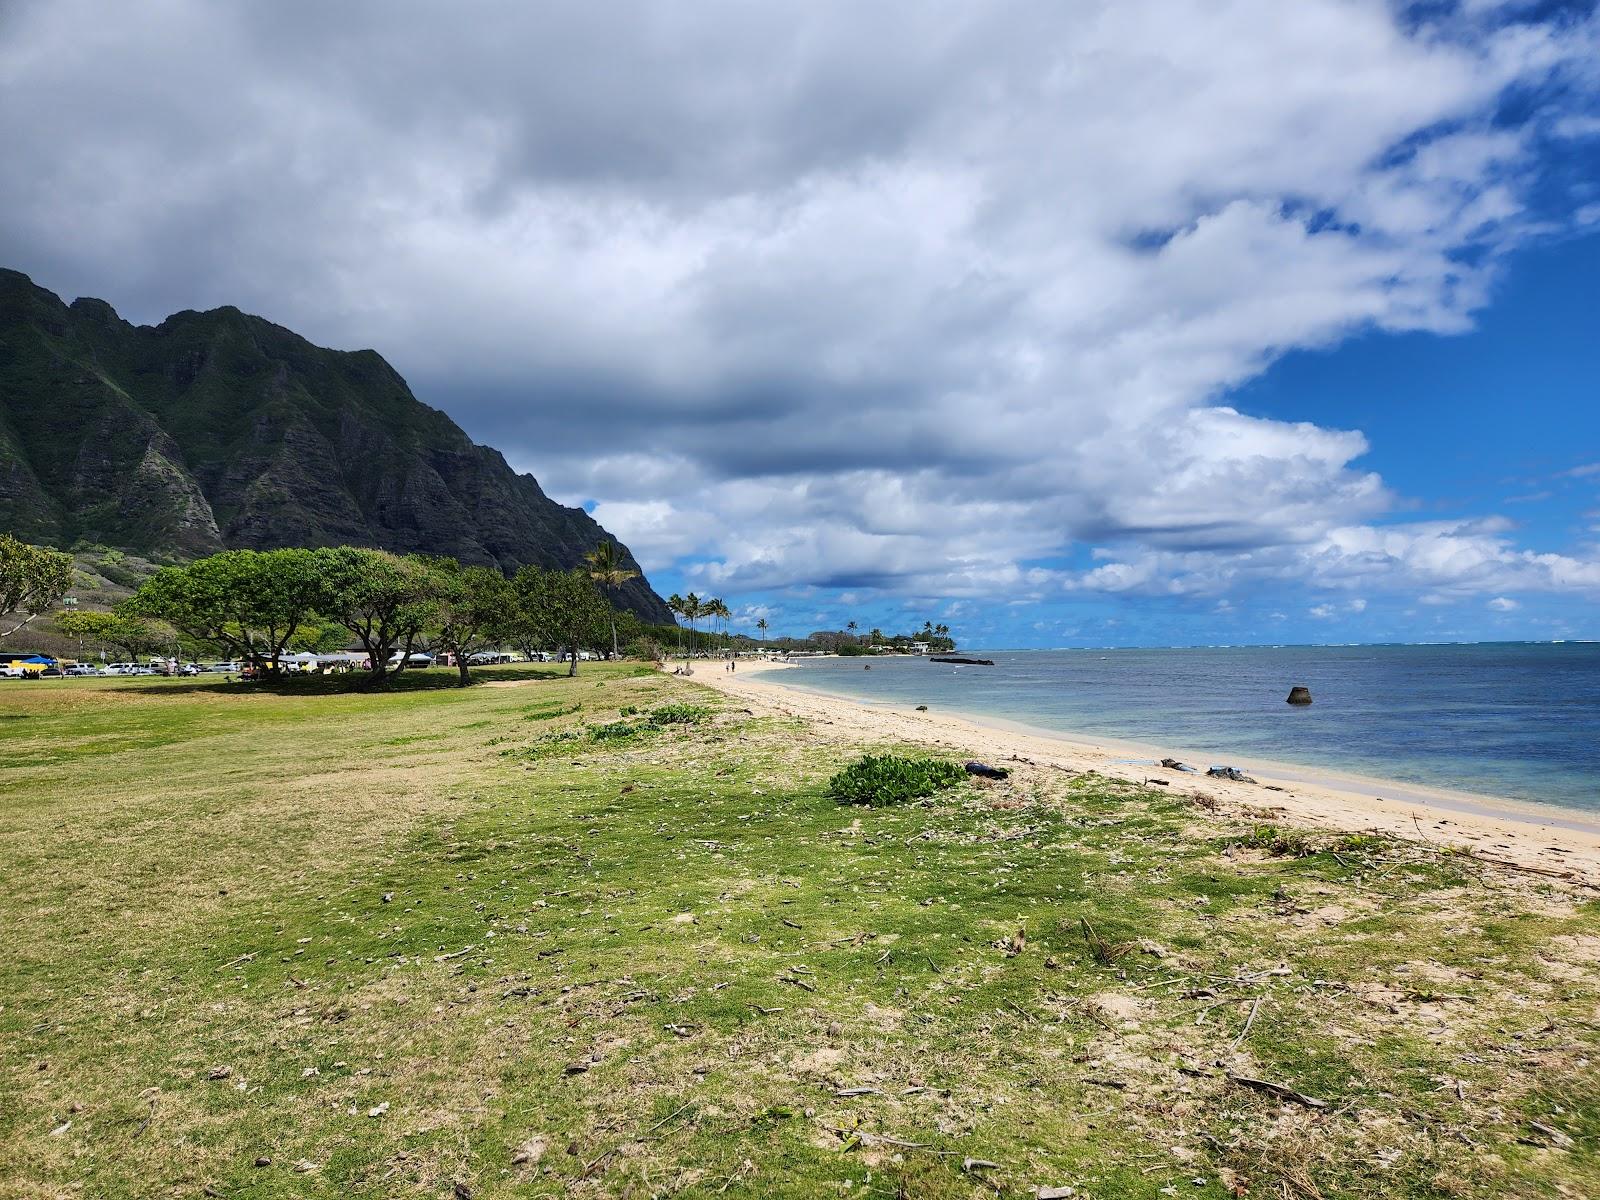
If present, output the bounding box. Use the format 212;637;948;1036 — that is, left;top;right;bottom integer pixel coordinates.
0;663;1595;1198
826;753;967;806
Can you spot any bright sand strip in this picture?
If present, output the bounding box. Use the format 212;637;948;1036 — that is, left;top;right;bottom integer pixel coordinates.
691;657;1600;886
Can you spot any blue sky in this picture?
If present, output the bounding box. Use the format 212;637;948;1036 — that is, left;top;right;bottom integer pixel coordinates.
2;0;1598;648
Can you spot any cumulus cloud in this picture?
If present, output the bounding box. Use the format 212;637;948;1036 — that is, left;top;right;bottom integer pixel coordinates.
1067;518;1600;600
1488;596;1520;611
1;0;1597;610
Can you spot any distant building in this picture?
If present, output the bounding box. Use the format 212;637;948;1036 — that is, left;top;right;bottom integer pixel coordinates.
910;641;931;654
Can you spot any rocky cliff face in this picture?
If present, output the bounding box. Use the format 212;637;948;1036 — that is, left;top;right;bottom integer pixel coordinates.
0;269;673;622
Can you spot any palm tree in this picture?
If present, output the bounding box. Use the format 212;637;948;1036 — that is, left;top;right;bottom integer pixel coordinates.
756;617;768;645
935;622;950;648
584;540;639;660
847;619;858;643
708;597;730;656
683;592;702;671
869;627;882;646
668;593;686;661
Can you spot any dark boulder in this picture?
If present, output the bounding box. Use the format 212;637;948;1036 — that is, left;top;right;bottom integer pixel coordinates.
1286;686;1313;706
931;656;995;666
1206;766;1258;783
964;761;1010;780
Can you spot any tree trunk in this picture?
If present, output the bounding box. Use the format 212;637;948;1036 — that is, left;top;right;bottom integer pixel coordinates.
568;646;578;677
457;656;471;687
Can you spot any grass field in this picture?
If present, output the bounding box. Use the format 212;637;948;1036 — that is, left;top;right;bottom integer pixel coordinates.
2;664;1597;1199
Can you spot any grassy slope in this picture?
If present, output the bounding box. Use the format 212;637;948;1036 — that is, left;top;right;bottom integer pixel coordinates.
0;665;1596;1199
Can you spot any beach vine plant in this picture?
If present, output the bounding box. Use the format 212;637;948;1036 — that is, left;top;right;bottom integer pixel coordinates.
826;753;967;807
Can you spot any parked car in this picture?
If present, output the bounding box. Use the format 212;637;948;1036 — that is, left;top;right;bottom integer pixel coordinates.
102;662;138;675
63;664;97;677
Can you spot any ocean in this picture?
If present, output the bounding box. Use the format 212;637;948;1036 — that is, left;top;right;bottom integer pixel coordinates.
762;643;1600;811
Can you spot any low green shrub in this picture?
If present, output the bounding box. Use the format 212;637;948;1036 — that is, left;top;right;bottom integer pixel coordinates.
827;754;966;807
590;720;646;741
522;702;581;721
651;703;711;725
1234;824;1316;858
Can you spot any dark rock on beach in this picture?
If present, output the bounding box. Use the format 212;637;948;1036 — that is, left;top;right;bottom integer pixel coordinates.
1206;766;1257;783
964;761;1010;779
931;656;995;666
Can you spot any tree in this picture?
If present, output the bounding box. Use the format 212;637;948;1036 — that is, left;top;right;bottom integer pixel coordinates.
584;540;639;661
756;617;768;644
667;593;687;662
127;549;322;672
289;619;353;655
312;547;437;683
0;534;73;639
707;597;730;654
429;560;515;687
54;609;166;661
518;567;607;676
682;592;702;672
506;565;554;661
847;619;858;643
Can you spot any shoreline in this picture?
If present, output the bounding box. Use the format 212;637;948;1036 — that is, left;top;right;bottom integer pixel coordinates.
693;658;1600;883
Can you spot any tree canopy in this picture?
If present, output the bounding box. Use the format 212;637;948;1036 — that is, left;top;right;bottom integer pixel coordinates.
124;548;322;670
0;534;73;638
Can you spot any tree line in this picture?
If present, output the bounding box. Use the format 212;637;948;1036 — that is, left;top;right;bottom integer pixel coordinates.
8;537;636;686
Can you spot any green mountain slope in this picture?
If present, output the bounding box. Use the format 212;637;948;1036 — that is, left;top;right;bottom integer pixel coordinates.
0;269;672;622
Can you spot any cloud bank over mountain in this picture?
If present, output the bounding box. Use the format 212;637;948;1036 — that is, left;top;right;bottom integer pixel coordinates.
2;0;1597;640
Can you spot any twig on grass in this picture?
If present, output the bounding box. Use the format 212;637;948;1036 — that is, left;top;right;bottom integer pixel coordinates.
1225;1073;1328;1110
1229;995;1264;1052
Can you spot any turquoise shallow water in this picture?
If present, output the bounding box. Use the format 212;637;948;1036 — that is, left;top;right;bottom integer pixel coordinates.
765;643;1600;812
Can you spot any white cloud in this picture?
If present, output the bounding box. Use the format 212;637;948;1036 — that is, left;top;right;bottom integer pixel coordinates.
1067;519;1600;600
1488;596;1519;611
0;1;1597;609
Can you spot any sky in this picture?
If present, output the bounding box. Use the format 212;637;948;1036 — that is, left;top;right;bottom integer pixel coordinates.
1;0;1597;648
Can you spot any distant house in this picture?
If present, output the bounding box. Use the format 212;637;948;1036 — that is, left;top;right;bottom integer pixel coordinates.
910;641;931;654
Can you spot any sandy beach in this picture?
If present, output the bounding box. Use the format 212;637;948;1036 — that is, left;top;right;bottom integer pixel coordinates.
693;657;1600;885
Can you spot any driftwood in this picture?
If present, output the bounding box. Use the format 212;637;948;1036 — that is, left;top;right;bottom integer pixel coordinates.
1225;1073;1328;1109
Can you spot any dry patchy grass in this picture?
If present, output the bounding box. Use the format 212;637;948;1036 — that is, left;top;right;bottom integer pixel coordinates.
0;666;1596;1199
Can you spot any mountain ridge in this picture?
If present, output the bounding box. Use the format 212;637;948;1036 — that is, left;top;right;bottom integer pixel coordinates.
0;268;673;623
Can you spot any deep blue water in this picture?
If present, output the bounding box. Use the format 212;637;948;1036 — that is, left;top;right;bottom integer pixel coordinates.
767;644;1600;811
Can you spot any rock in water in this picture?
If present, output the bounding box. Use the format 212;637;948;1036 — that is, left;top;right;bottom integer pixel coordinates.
1286;686;1313;706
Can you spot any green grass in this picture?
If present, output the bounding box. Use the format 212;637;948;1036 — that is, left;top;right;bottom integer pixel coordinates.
1;663;1596;1198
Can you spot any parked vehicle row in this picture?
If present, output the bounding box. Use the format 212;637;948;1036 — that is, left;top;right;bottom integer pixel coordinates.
6;649;600;679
